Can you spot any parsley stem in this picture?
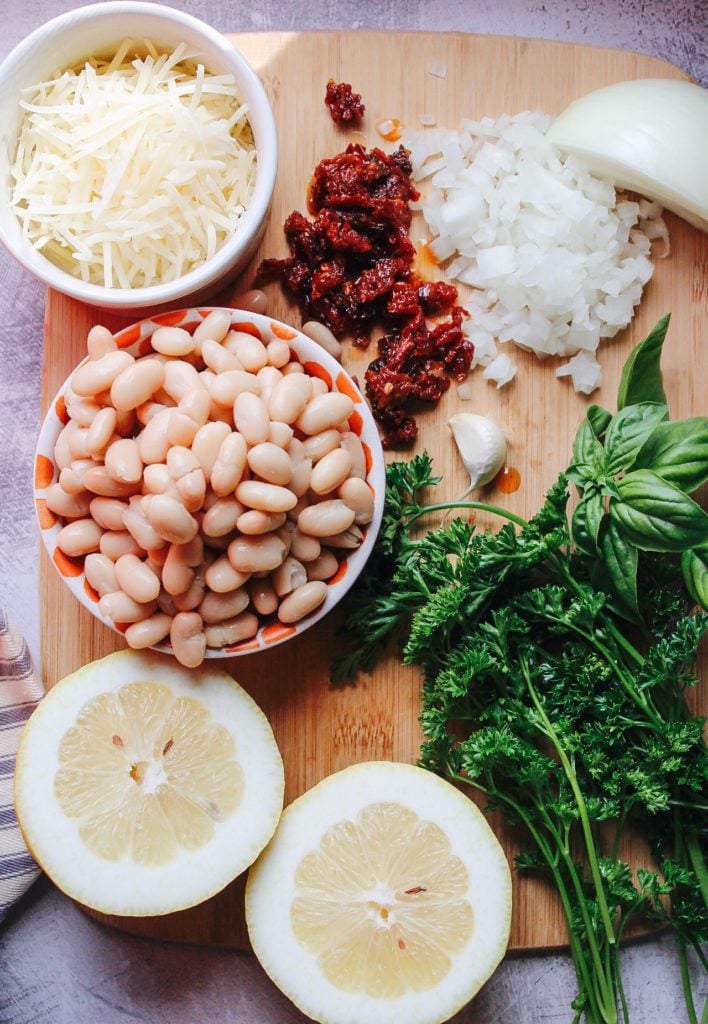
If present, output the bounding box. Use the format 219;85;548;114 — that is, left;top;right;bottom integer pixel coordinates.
677;938;699;1024
685;832;708;910
405;500;528;530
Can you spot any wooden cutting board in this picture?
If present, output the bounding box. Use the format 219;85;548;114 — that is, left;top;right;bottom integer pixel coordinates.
40;31;706;953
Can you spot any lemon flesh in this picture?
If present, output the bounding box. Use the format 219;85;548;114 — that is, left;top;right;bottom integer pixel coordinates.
15;650;284;916
246;761;511;1024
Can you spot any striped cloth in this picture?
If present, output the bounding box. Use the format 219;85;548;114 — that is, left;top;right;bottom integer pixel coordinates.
0;609;44;920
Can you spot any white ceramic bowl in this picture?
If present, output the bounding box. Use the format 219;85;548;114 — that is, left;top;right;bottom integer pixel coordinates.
34;308;385;657
0;3;277;311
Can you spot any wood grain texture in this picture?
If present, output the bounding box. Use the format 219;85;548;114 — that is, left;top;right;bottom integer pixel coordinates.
40;31;705;953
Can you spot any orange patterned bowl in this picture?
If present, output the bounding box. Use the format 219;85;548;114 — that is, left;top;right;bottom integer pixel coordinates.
34;308;385;658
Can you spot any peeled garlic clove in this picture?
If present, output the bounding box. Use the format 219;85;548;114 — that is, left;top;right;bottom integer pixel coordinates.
448;413;507;491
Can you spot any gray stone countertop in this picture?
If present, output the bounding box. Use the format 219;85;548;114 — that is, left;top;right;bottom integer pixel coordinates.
0;2;706;1023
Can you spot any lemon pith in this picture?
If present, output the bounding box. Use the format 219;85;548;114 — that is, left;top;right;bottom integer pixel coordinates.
292;802;473;997
55;681;243;865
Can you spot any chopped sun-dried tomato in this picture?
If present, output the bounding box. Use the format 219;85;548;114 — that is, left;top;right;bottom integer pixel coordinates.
257;142;472;446
324;80;365;125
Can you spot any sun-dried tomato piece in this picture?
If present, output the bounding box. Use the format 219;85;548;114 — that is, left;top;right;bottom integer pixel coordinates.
325;80;365;125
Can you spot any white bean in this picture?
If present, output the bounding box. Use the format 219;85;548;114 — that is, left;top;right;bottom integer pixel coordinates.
192;421;232;482
87;324;117;360
99;590;158;624
205;612;259;648
104;438;143;483
272;557;307;597
340;432;367;479
56;518;103;556
269;421;294;449
268;374;312;424
302;429;341;464
111;359;165;412
142;463;176;496
143;494;199;544
99;530;143;561
162;545;195;596
296;393;354;435
277;581;327;623
125;612;173;649
71;350;134;397
115;553;161;603
46;483;91;519
90;497;128;532
301;321;343;360
122;496;167;551
163;360;203;402
211;433;248;496
306;550;339;581
58;463;91;496
247;443;293;486
136;401;167;426
236;510;286;535
193;309;232;347
173;569;205;612
199;587;249;624
230;332;268;372
65;393;101;428
138;408;173;465
267;339;291;368
210;369;260;407
205;555;251;593
228;533;287;573
170;612;206;668
310;448;352;494
297;500;355;537
202;338;243;374
318;525;364;549
84;553;119;596
234;392;270;446
203;497;244;537
290;528;321;562
339;476;375;524
256;365;283;406
250;578;278;616
236;481;297;513
231;289;267;314
83;466;140;499
151;326;195;357
310;377;329;398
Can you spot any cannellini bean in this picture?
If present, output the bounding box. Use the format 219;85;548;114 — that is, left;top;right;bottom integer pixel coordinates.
56;518;102;556
82;466;140;498
268;374;312;424
192;421;231;482
199;587;249;624
306;550;339;581
71;350;134;397
310;377;329;398
256;365;283;406
125;612;173;649
296;393;354;435
301;321;343;360
277;581;327;623
68;426;92;460
205;612;259;648
234;392;270;446
136;401;167;426
267;339;291;368
269;421;294;449
100;530;143;561
340;432;367;479
138;408;173;465
104;438;143;483
318;524;364;549
58;464;89;496
193;309;232;347
158;590;179;616
179;388;211;424
205;555;251;593
272;556;307;597
202;338;243;374
170;612;206;668
151;326;195;357
290;528;321;562
114;409;137;437
143;494;199;544
84;552;119;596
110;359;165;412
87;324;117;360
99;590;158;623
162;543;196;596
65;393;101;428
142;463;175;496
173;569;205;612
302;429;341;464
89;497;128;532
123;496;167;551
176;469;206;513
203;497;244;537
168;412;200;447
230;332;268;372
281;361;304;375
163;360;203;402
250;578;278;616
339;476;375;524
236;510;286;535
311;448;352;494
54;423;76;470
46;483;91;519
236;481;297;513
297;500;355;537
211;432;248;496
247;443;292;486
231;288;268;314
115;553;160;603
210;369;260;407
228;533;287;573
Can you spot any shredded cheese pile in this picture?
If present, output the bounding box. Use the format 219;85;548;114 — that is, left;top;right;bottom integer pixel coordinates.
11;40;257;288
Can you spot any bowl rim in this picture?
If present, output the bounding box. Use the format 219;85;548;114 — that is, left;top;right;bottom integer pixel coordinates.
0;1;278;307
35;307;386;658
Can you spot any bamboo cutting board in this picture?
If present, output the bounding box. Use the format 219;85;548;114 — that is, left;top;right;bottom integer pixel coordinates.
40;31;706;953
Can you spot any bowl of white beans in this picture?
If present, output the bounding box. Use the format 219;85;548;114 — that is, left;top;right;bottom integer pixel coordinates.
34;307;385;667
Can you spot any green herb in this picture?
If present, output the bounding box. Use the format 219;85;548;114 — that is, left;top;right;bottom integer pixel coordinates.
333;317;708;1024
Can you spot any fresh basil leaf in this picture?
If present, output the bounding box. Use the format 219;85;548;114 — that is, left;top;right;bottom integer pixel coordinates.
681;549;708;610
599;518;639;617
617;314;670;410
604;402;669;475
570;418;606;483
632;417;708;493
611;469;708;552
587;404;612;440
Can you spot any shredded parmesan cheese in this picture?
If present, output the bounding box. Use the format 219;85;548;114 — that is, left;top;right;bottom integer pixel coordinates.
11;41;257;288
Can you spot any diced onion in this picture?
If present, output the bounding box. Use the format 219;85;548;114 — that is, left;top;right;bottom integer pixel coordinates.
10;42;256;288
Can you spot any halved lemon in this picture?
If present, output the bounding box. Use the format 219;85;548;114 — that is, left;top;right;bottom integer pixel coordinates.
14;649;284;916
245;761;511;1024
